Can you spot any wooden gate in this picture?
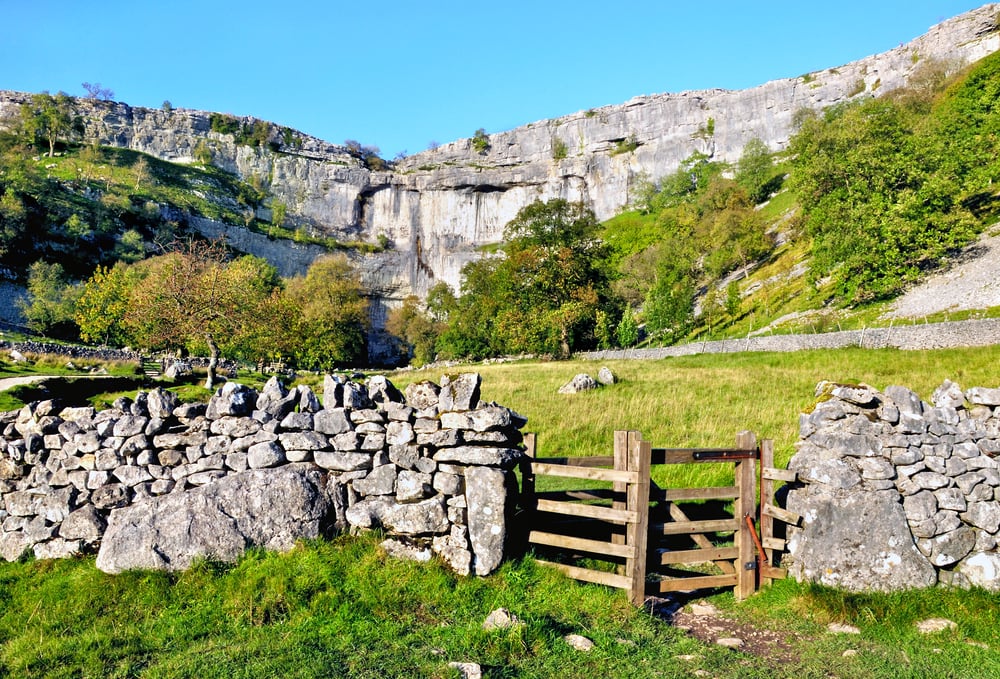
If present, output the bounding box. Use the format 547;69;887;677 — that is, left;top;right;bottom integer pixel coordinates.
520;430;795;605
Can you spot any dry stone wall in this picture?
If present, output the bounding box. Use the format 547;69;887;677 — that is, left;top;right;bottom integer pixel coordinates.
0;373;525;577
786;380;1000;592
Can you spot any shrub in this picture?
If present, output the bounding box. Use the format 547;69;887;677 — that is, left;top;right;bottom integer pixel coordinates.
471;128;490;154
551;137;568;160
209;113;240;136
611;134;639;156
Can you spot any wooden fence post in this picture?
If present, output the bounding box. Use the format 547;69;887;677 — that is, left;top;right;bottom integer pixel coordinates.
521;433;537;513
625;430;650;606
612;430;628;548
758;438;775;587
733;430;758;601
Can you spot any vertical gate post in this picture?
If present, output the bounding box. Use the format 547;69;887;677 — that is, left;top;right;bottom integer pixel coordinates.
520;433;537;512
625;431;650;606
758;438;776;587
612;430;629;548
734;430;758;600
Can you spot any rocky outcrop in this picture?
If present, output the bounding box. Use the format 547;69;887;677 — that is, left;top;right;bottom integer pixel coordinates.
0;373;526;576
785;380;1000;591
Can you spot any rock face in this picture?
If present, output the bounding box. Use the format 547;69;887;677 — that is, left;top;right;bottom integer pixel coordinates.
2;7;998;364
0;374;526;577
785;379;1000;591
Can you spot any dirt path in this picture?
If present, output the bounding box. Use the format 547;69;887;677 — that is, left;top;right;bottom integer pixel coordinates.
0;375;59;393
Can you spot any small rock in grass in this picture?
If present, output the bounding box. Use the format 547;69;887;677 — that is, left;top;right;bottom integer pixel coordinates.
842;649;859;658
482;607;523;631
716;637;743;649
447;662;482;679
689;602;719;616
827;622;861;634
916;618;957;634
564;634;594;651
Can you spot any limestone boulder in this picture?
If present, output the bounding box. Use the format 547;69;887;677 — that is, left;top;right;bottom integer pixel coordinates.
95;465;331;573
465;466;510;575
785;485;937;591
558;374;598;394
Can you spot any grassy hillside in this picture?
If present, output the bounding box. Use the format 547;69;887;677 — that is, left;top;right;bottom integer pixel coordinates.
595;51;1000;355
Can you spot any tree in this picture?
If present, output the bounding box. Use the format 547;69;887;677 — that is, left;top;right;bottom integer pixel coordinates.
21;92;75;157
283;255;369;369
270;201;287;234
735;137;775;204
17;261;80;338
615;309;639;347
133;155;152;190
81;82;114;100
76;262;139;345
124;241;281;389
385;295;441;366
725;281;742;320
441;199;616;358
471;128;490;154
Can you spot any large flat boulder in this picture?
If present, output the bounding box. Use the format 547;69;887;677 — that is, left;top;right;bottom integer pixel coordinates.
95;465;330;573
785;485;937;591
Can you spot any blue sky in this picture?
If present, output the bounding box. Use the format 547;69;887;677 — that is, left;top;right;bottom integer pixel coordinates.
1;1;989;157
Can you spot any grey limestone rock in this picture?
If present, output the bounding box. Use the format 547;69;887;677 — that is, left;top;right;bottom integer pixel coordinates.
957;551;1000;591
404;381;440;411
353;464;397;496
432;526;472;576
205;383;258;419
916;526;976;566
465;466;509;576
966;387;1000;406
314;450;372;472
433;446;523;469
247;441;286;469
95;466;330;573
314;408;352;435
367;375;403;407
786;485;936;591
397;470;433;502
932;380;966;408
558;373;598;394
596;367;617;386
438;373;481;412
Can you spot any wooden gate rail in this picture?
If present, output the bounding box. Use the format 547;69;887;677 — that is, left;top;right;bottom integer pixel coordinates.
521;429;793;605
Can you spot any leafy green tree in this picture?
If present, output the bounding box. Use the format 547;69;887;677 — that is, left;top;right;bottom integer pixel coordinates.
76;262;139;345
471;128;490;154
21;92;76;157
615;309;639;347
789;93;982;303
385;295;441;366
443;200;616;358
124;242;281;388
734;137;776;204
725;281;741;320
643;254;695;344
17;261;80;338
284;255;369;369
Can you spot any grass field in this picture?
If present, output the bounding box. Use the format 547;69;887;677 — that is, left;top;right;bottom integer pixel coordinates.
3;346;1000;677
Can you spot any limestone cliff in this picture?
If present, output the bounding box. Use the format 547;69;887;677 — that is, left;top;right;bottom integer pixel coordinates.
1;4;998;361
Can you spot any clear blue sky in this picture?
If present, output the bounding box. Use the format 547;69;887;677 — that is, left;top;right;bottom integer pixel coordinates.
1;1;990;158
